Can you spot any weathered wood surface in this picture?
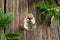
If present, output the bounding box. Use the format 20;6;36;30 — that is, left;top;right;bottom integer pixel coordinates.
0;0;4;8
5;0;28;40
3;0;60;40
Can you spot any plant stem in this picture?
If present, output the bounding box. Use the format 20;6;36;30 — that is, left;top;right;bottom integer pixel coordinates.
48;7;60;11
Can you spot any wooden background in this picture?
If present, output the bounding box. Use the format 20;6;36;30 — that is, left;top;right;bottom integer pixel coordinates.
0;0;60;40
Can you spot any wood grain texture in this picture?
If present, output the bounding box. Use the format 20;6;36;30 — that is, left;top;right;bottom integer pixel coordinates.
19;0;28;40
6;0;28;40
5;0;60;40
26;0;59;40
26;0;38;40
0;0;4;8
6;0;15;33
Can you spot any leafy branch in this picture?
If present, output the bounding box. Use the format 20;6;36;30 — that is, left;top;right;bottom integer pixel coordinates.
0;8;22;40
36;0;60;25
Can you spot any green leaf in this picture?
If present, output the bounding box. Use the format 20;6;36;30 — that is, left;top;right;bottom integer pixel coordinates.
52;9;60;19
0;34;6;40
55;0;60;6
41;10;49;23
6;33;21;40
41;13;45;23
37;2;49;12
0;12;14;29
0;8;3;17
44;0;52;8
